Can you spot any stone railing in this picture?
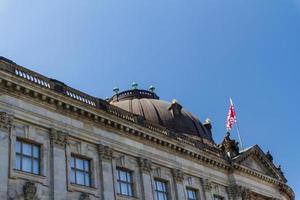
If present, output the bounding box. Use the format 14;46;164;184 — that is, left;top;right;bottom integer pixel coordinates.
0;57;223;156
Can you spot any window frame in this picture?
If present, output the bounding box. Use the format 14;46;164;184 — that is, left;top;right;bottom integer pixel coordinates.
70;155;92;187
116;168;134;197
154;179;169;200
15;139;41;175
186;187;198;200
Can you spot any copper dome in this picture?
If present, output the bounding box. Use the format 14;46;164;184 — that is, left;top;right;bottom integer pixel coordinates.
109;89;214;142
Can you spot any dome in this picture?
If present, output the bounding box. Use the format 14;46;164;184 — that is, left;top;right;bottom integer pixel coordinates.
109;89;214;142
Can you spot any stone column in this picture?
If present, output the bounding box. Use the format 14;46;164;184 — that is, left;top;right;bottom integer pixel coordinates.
98;144;115;200
0;112;13;200
172;168;185;200
203;179;213;200
138;158;154;200
50;129;68;200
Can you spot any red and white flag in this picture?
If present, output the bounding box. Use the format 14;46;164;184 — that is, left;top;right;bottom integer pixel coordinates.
226;98;237;131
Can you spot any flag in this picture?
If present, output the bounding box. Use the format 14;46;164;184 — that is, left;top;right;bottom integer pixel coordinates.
226;98;237;131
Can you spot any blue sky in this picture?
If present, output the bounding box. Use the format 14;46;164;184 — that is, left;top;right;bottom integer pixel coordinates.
1;0;299;197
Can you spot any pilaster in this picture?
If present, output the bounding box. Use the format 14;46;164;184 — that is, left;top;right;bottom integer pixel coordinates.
50;129;68;200
203;179;213;200
98;144;115;200
138;158;154;200
171;168;185;200
0;112;13;199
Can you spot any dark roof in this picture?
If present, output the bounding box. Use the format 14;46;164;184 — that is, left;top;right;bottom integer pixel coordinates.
109;89;214;142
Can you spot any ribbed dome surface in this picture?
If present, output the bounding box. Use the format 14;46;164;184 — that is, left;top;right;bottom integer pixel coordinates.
109;89;213;142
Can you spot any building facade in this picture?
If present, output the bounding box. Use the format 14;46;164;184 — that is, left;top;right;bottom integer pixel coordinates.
0;57;295;200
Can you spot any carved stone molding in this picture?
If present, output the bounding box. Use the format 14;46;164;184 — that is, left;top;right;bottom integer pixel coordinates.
229;184;252;200
172;168;184;183
203;179;212;191
138;157;152;173
228;184;243;199
98;144;113;160
50;129;68;147
79;193;90;200
23;181;37;200
0;111;13;131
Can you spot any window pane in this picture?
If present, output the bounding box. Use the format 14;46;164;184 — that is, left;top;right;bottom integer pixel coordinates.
23;143;32;156
76;171;85;185
84;160;89;171
128;184;133;196
15;155;21;170
70;157;75;168
120;183;128;195
158;192;166;200
33;159;39;174
22;156;32;172
33;146;39;158
119;170;127;181
16;141;21;153
85;173;90;186
75;158;84;170
70;169;75;183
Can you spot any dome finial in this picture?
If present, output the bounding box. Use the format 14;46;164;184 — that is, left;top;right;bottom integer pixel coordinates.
113;87;119;94
132;82;138;90
149;85;155;92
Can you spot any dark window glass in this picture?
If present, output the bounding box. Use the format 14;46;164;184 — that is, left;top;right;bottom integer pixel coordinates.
155;180;168;200
15;140;40;175
117;169;133;196
187;188;197;200
214;196;224;200
70;156;91;187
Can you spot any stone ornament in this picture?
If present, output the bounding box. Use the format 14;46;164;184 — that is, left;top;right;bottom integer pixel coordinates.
229;184;252;200
50;129;68;147
172;168;184;183
79;193;90;200
23;181;37;200
203;179;212;191
98;144;113;160
138;158;152;173
0;111;13;131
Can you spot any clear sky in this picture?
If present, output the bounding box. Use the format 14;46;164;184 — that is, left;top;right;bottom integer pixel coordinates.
0;0;299;197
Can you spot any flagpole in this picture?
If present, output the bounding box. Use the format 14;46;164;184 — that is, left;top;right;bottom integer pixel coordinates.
231;98;244;150
235;121;244;150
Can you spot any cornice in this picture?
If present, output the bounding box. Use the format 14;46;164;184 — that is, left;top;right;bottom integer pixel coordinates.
0;61;294;198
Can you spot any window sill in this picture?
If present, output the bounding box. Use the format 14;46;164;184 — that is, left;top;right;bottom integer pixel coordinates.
116;194;139;200
11;169;48;186
68;183;100;198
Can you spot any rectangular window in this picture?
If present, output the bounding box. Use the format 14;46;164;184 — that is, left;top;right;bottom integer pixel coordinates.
117;168;133;196
154;180;168;200
70;156;91;187
187;188;197;200
15;139;40;175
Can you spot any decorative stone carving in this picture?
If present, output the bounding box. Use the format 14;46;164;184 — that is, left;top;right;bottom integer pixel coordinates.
79;193;90;200
172;168;184;182
0;112;13;131
203;179;212;191
50;129;68;147
23;181;37;200
229;184;243;199
266;151;273;162
138;158;152;173
242;188;251;200
98;144;113;160
219;132;239;158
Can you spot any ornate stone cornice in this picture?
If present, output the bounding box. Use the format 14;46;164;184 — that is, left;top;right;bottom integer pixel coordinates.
50;129;68;147
138;158;152;173
0;111;13;131
23;181;37;200
171;168;184;183
98;144;113;160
